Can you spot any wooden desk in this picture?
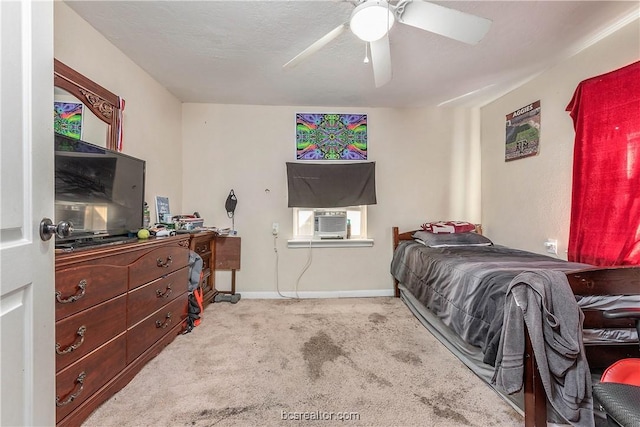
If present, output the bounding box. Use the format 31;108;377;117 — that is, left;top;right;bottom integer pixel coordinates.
214;236;241;295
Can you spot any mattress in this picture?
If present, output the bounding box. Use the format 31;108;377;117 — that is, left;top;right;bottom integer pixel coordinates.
390;240;638;366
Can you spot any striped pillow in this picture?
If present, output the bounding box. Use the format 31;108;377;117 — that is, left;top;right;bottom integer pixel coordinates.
420;221;476;234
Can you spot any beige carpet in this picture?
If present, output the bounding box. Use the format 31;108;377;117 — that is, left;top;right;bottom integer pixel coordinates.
83;297;523;427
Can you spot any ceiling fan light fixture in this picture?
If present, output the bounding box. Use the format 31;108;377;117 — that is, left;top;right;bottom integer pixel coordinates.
350;0;395;42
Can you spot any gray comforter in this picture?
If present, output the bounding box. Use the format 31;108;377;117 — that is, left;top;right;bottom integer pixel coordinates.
390;240;591;365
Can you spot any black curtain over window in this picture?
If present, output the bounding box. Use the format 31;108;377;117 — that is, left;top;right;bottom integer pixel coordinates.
286;162;377;208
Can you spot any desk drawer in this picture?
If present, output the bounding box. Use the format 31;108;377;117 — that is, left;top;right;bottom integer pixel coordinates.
56;264;128;321
127;267;188;327
56;295;126;372
129;245;189;289
191;237;211;257
55;334;126;423
126;295;187;363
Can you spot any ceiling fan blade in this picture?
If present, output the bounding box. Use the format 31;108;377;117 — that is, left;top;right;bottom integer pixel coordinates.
397;1;491;45
370;34;392;88
283;24;347;69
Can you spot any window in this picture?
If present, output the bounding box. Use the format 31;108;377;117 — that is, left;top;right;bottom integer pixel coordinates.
293;206;367;239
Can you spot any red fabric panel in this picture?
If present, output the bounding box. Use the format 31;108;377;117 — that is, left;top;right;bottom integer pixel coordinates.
566;61;640;266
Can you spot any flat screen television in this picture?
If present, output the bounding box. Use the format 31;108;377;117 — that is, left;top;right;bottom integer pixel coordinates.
54;133;146;249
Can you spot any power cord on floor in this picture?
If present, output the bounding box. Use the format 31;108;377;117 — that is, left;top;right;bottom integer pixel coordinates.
274;235;298;299
293;239;314;298
274;235;313;299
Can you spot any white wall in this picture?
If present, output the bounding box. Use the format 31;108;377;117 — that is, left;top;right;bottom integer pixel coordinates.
54;2;183;219
182;105;481;294
480;18;639;258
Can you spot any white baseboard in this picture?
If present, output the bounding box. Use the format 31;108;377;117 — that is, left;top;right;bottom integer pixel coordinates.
239;289;395;299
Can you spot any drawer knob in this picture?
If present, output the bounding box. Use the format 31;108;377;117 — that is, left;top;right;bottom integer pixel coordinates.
56;371;86;407
156;284;173;299
55;325;87;355
155;312;172;329
156;256;172;268
55;279;87;304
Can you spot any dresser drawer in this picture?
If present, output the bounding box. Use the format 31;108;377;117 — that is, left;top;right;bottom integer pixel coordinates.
56;334;126;423
201;251;212;272
191;236;212;257
56;264;128;321
56;295;126;372
129;245;189;289
127;267;188;327
127;295;188;363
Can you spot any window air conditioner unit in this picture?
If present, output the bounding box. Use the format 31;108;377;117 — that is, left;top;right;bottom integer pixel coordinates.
313;211;347;239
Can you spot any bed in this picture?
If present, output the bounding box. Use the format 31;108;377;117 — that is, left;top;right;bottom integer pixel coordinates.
391;226;640;427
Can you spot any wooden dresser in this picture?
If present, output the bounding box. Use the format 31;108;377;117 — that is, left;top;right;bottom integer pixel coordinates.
188;230;217;309
54;235;190;426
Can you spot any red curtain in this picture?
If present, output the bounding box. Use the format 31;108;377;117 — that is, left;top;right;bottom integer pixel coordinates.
566;61;640;266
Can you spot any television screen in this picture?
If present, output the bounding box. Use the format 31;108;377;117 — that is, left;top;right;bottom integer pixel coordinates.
54;133;145;247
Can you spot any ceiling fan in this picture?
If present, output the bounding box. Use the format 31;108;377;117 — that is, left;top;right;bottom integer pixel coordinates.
283;0;492;88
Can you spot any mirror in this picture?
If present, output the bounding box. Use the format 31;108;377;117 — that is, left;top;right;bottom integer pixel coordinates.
54;59;122;151
54;86;108;146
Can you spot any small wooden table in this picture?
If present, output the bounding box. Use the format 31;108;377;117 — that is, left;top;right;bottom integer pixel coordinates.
214;235;241;295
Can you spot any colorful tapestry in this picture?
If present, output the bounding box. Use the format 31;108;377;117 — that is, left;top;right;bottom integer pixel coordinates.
296;113;367;160
54;101;83;139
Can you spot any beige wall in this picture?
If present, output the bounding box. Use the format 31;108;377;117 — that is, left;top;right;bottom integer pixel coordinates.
57;3;637;294
54;2;183;220
480;18;639;258
182;105;481;294
54;2;482;295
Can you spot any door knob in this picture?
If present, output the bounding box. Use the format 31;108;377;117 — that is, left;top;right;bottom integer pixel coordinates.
40;218;74;241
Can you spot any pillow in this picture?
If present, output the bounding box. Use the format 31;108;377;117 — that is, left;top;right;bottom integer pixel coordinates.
420;221;476;234
412;230;493;247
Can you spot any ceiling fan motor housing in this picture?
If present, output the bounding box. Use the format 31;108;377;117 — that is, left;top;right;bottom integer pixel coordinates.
350;0;396;42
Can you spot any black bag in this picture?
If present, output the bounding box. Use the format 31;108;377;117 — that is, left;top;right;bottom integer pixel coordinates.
225;189;237;218
183;292;201;334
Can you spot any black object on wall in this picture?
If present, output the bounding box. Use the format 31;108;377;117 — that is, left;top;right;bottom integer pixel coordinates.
225;189;237;231
286;162;377;208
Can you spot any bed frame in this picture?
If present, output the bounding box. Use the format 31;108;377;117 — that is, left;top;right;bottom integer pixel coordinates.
392;227;640;426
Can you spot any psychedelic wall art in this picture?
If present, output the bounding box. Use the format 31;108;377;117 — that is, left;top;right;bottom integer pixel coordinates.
296;113;367;160
54;101;84;139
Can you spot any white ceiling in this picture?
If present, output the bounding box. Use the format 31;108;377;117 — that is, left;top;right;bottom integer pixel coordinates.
64;0;639;108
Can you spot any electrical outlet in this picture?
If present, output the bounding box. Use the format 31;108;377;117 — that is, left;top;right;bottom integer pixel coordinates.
272;222;279;236
544;239;558;255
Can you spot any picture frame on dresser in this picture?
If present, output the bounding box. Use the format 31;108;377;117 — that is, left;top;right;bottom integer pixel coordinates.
155;196;171;223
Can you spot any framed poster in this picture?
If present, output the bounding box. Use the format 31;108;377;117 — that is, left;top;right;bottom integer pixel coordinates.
296;113;367;160
54;101;84;139
155;196;171;223
505;100;540;161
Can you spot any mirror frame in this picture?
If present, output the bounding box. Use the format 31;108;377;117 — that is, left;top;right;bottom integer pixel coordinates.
54;58;122;151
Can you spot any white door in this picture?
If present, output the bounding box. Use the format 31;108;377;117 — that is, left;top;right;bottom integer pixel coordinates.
1;1;55;426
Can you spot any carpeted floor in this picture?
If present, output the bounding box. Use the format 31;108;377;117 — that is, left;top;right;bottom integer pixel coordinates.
83;297;523;426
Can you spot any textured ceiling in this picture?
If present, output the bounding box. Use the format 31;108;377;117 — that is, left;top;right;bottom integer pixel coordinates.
64;0;639;108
